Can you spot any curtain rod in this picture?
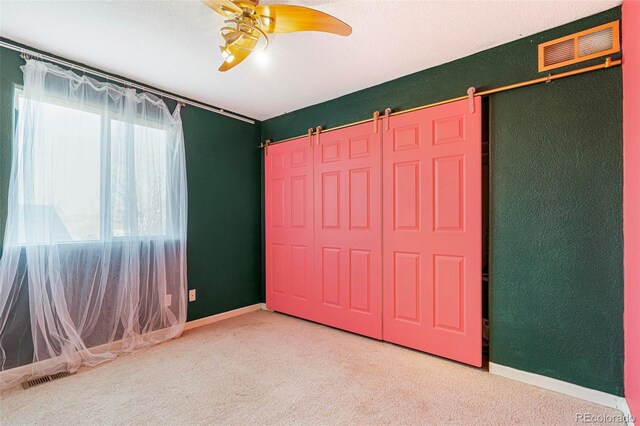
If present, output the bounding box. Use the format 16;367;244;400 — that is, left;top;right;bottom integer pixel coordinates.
261;57;621;147
0;40;255;125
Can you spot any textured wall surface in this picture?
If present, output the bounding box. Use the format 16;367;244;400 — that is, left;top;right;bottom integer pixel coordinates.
489;71;623;396
260;8;624;395
0;42;263;326
0;6;626;396
261;9;621;143
181;104;262;321
623;0;640;418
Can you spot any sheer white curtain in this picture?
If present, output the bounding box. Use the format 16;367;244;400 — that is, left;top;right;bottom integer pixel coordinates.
0;60;188;388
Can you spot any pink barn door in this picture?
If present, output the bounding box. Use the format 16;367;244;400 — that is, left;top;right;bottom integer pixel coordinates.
265;137;315;321
382;98;482;366
314;122;383;339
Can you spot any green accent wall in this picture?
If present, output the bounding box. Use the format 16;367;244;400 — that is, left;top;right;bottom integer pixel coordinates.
0;41;263;323
0;6;625;396
489;70;622;395
261;9;622;142
260;8;623;395
182;104;262;321
0;43;22;251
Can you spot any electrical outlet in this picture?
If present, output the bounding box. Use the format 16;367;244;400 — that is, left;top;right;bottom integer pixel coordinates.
164;294;172;307
188;289;196;302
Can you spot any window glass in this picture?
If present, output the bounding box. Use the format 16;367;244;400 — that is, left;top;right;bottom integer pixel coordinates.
111;120;167;238
15;93;170;244
17;97;101;244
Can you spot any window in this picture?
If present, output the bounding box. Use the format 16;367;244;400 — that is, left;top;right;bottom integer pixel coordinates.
110;120;168;238
15;90;170;244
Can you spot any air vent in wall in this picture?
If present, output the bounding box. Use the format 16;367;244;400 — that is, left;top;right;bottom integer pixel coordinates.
538;21;619;72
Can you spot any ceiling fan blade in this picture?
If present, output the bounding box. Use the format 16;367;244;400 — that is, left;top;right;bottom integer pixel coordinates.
255;5;352;36
202;0;243;17
218;31;259;72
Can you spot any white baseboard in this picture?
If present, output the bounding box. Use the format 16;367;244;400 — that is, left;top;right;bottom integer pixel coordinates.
1;302;265;388
184;303;265;331
489;363;634;425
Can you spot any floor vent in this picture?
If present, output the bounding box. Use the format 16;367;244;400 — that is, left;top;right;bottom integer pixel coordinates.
21;372;76;390
538;21;619;72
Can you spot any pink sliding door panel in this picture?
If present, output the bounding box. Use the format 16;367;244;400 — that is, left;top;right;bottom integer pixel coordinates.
382;98;482;366
265;137;315;321
265;99;482;364
314;122;383;339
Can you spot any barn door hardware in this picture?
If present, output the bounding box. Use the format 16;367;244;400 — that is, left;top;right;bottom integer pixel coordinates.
467;87;476;113
308;128;314;146
261;56;619;147
373;111;380;133
261;139;271;155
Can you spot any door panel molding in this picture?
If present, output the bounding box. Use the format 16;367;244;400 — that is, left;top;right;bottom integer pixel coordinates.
382;98;482;367
265;98;482;366
314;122;383;339
265;137;315;321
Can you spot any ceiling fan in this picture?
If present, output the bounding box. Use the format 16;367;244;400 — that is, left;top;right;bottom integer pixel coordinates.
202;0;352;71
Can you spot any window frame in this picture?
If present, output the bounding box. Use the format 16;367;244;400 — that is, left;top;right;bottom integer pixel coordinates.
13;87;173;245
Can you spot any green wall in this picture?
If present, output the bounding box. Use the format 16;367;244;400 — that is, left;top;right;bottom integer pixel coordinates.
182;105;262;321
0;43;21;250
261;9;621;142
260;8;623;395
0;41;263;323
0;6;625;396
490;71;622;395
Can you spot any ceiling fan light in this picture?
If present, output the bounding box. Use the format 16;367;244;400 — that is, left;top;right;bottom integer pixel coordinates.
220;45;235;63
203;0;352;71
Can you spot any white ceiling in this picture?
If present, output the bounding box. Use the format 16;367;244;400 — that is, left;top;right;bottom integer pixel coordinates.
0;0;621;121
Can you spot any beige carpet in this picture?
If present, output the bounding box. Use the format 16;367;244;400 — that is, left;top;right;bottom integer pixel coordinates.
0;310;625;425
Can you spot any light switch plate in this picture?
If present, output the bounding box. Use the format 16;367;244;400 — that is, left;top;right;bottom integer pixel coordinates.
164;294;172;307
189;289;196;302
